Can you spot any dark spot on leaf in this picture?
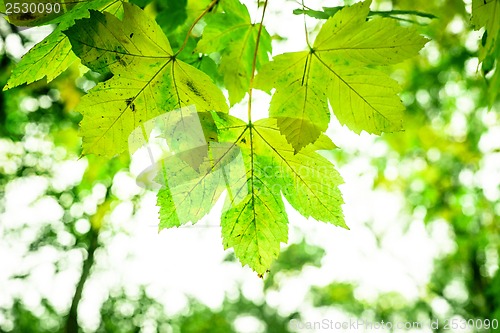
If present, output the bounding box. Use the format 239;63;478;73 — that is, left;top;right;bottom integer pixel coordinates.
125;98;133;106
19;12;36;20
186;80;204;100
130;33;134;38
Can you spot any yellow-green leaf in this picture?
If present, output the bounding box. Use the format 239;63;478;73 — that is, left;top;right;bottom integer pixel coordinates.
4;26;76;90
255;52;330;153
255;0;428;152
314;1;426;65
3;0;115;90
196;0;272;105
157;112;345;275
64;3;228;157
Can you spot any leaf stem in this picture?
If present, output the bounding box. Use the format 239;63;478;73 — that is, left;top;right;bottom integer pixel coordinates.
175;0;219;57
301;0;311;49
369;9;437;19
247;0;270;123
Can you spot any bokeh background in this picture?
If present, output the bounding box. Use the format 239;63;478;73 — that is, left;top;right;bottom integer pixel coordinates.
1;0;499;332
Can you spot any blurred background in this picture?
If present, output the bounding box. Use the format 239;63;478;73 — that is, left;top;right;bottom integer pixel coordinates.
0;0;499;332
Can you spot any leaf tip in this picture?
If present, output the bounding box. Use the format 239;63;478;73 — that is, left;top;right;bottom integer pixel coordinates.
2;82;12;91
257;269;271;279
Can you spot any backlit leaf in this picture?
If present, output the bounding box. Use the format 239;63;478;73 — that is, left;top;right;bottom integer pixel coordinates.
3;0;116;90
196;0;272;105
157;113;345;274
256;0;428;152
64;3;228;157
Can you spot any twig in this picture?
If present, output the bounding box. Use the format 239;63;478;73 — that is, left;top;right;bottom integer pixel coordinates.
175;0;219;57
247;0;270;122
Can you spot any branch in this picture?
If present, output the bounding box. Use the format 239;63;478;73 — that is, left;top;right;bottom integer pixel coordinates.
64;227;99;333
175;0;219;57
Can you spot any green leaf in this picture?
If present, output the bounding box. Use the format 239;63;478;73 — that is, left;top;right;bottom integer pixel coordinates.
221;182;288;276
472;0;500;105
486;41;500;105
221;117;345;274
254;118;345;227
472;0;500;62
196;0;272;105
490;69;500;105
255;51;330;154
256;0;428;152
152;111;243;229
314;2;429;65
64;3;228;157
157;147;235;229
157;113;345;275
3;26;76;90
3;0;115;90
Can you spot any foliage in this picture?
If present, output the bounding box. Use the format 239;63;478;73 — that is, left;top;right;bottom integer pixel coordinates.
1;0;430;274
196;0;272;105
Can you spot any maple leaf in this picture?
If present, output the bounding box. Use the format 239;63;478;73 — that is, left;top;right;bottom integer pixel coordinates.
156;112;345;275
3;26;77;90
196;0;272;105
63;3;228;157
255;0;428;153
3;0;118;90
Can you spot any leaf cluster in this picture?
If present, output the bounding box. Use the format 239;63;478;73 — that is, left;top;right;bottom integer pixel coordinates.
2;0;429;275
